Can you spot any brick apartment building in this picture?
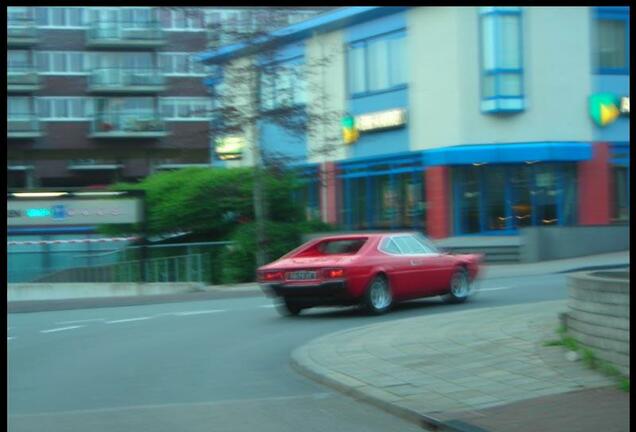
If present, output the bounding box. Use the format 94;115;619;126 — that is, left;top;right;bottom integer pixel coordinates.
7;7;326;189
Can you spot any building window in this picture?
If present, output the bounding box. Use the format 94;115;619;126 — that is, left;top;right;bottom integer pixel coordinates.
347;30;407;97
160;8;204;31
8;97;34;118
8;7;33;25
479;7;524;113
34;7;87;28
159;52;206;76
611;166;629;222
160;98;212;120
35;51;88;75
8;51;31;69
260;57;306;110
594;7;629;74
90;52;154;70
36;97;94;121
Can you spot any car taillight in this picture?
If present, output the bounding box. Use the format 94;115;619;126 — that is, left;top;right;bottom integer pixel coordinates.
262;271;283;282
323;268;345;279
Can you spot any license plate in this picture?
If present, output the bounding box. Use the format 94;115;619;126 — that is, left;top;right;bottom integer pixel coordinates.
287;271;316;280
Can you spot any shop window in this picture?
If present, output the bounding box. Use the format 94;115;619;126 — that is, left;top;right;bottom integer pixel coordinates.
479;7;524;113
594;7;630;74
484;166;508;231
612;166;629;222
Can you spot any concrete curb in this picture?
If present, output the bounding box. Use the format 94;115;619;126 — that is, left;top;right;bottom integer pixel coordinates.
290;348;480;432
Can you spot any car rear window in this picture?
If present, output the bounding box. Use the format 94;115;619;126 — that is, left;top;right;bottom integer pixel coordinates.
316;238;367;255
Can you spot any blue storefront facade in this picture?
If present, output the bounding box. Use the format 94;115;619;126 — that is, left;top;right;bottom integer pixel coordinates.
199;6;630;238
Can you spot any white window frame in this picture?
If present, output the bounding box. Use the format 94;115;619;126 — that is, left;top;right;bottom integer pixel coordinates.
160;97;213;121
159;52;206;76
35;51;91;75
34;7;88;29
162;8;205;32
8;96;34;119
36;97;95;121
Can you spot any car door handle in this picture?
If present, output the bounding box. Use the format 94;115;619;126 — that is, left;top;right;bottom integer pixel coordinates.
410;260;423;266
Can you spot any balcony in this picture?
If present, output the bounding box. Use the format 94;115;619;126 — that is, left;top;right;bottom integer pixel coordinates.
8;161;34;171
8;115;42;139
8;18;38;46
69;159;123;170
7;66;40;92
86;21;166;48
90;112;168;139
88;68;166;94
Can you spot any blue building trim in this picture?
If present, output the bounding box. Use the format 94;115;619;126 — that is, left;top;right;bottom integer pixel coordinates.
609;142;630;166
425;142;593;166
196;7;409;65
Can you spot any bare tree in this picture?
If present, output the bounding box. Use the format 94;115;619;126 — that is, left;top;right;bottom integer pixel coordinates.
165;7;346;266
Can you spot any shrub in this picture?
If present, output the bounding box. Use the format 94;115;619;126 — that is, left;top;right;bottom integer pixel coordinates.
219;220;335;283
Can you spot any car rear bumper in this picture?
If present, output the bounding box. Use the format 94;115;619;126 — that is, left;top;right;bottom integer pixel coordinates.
260;280;357;306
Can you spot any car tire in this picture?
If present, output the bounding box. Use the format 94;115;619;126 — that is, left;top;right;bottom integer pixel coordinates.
276;297;303;317
361;275;393;315
442;267;473;304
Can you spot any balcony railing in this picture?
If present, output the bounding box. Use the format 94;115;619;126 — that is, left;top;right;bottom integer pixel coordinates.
88;68;165;93
8;114;41;138
90;112;168;138
8;18;38;46
7;66;40;92
155;162;210;171
69;159;123;170
86;21;166;48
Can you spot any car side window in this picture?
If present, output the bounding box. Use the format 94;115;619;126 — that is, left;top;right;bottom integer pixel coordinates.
380;237;401;255
393;236;428;254
412;233;440;254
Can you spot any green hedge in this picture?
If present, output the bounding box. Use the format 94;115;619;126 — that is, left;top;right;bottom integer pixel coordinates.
219;220;334;283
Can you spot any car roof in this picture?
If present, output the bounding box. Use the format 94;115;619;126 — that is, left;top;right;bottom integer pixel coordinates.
312;232;420;241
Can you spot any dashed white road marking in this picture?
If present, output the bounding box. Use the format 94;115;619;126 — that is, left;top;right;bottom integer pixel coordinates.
258;304;277;308
105;317;153;324
8;336;15;340
172;310;225;316
479;286;512;292
40;325;84;333
57;319;106;325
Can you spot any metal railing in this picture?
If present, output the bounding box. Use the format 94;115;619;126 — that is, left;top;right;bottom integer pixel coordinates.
87;20;165;43
88;68;165;89
7;66;39;85
31;254;206;283
91;112;166;135
8;115;40;133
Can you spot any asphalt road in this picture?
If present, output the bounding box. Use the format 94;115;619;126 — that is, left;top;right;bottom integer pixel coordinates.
8;272;568;432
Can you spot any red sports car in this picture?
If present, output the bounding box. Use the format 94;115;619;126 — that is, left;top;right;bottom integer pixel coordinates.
257;232;482;316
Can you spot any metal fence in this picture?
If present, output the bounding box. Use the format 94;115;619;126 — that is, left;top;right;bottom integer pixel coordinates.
8;241;233;284
32;254;206;283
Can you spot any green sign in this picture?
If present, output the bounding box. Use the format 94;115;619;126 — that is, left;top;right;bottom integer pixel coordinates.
589;93;625;127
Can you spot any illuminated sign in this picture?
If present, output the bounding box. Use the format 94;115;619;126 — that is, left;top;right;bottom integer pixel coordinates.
341;115;359;145
7;199;142;226
589;93;629;127
355;108;407;132
215;136;245;160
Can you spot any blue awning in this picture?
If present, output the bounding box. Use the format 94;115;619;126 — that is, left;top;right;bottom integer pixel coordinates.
424;142;593;166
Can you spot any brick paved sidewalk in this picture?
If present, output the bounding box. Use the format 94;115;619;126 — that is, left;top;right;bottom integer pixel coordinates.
291;300;628;432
